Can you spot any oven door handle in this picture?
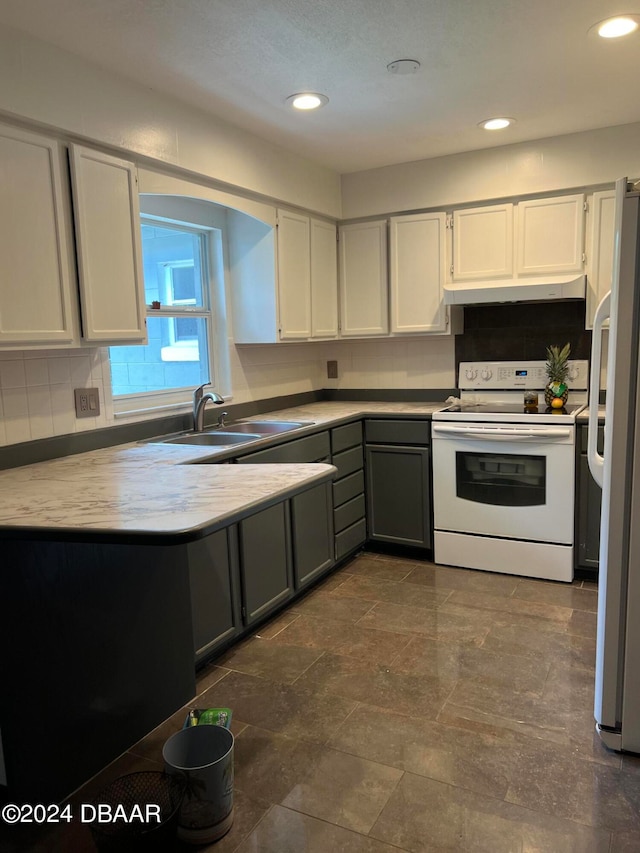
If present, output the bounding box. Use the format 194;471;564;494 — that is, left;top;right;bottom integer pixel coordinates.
431;424;571;440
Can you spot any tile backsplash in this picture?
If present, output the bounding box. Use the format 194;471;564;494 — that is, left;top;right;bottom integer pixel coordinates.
0;306;597;449
0;335;457;448
0;349;112;446
455;301;592;368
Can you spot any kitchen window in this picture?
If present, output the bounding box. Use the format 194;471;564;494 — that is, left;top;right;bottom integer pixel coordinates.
109;217;223;415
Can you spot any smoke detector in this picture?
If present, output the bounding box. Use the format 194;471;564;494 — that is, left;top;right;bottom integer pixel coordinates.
387;59;421;75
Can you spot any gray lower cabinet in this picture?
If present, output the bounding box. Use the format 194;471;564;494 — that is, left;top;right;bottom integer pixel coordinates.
365;419;432;549
577;425;603;571
236;429;339;580
239;501;293;624
331;422;367;560
187;483;335;664
291;482;334;588
188;528;241;665
237;431;330;464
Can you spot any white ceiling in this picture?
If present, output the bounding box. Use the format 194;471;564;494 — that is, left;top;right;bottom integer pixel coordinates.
1;0;640;174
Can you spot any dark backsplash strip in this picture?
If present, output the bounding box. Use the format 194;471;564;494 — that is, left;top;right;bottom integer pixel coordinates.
325;388;456;402
0;391;324;471
455;301;592;375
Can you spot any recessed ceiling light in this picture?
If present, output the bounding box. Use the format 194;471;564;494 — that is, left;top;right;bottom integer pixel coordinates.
479;117;515;131
595;15;639;38
286;93;329;110
387;59;421;75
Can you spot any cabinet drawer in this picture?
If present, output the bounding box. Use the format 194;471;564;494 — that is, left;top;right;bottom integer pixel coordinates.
237;431;330;463
335;518;367;560
365;419;430;446
332;445;364;479
580;425;604;454
334;494;366;534
333;469;365;507
331;421;363;454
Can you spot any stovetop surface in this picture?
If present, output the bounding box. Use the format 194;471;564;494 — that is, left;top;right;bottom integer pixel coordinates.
434;401;585;424
439;402;585;416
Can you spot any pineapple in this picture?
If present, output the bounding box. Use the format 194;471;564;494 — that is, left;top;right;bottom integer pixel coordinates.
544;342;571;407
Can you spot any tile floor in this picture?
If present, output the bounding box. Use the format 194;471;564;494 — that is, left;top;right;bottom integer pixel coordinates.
4;551;640;852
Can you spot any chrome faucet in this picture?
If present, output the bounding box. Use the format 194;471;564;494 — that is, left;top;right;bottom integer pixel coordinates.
193;384;225;432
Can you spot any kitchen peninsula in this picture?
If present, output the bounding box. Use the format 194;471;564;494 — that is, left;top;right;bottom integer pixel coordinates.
0;400;442;803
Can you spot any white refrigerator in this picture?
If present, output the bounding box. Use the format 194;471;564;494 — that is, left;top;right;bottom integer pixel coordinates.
588;176;640;751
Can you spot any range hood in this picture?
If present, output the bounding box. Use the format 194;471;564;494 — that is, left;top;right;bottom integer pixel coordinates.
443;274;586;306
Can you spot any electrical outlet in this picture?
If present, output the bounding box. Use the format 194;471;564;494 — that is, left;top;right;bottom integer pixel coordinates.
327;360;338;379
74;388;100;418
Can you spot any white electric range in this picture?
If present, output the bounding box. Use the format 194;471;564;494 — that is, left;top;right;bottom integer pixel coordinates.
432;360;588;582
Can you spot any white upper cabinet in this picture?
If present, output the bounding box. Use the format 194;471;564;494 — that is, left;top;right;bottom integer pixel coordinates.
516;194;585;275
0;124;78;345
276;209;311;339
452;203;514;280
276;210;338;340
585;190;615;329
233;209;337;343
339;220;388;337
0;124;148;349
310;217;338;338
69;145;147;342
389;212;448;334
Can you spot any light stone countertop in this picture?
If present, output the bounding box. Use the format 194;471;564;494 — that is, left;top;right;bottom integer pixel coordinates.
0;400;446;541
576;406;606;423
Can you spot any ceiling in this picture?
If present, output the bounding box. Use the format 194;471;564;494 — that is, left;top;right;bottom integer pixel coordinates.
1;0;639;174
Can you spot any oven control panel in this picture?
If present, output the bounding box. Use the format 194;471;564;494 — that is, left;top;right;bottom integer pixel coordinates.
459;360;589;390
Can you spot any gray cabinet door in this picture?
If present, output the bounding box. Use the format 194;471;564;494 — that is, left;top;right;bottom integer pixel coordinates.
366;444;432;548
188;528;240;664
239;502;293;624
291;482;334;589
577;453;602;570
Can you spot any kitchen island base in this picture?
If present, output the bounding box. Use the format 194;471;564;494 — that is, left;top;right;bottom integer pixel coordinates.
0;539;196;803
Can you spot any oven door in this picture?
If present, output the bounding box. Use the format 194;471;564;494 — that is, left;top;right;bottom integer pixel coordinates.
432;422;575;544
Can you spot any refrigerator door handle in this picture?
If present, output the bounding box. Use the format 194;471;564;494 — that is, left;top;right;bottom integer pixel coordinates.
587;290;610;487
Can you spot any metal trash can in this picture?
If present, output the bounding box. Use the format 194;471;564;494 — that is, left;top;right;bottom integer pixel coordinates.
163;724;234;845
88;770;185;852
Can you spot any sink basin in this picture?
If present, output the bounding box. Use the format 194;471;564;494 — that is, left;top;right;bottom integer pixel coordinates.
219;420;311;434
162;432;262;446
144;420;313;447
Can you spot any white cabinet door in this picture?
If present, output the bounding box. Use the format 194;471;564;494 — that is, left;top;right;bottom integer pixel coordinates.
339;221;388;337
516;194;585;275
586;190;615;330
310;218;338;338
390;212;448;334
69;145;147;342
452;204;514;280
0;124;78;345
276;209;311;339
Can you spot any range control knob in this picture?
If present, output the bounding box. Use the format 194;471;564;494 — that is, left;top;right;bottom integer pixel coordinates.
480;368;493;381
465;367;478;381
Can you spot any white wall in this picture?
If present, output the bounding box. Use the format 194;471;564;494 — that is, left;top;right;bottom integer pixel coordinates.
0;24;341;219
319;337;455;391
230;336;455;401
341;122;640;219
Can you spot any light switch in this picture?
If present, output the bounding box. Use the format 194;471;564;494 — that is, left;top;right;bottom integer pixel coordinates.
74;388;101;418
